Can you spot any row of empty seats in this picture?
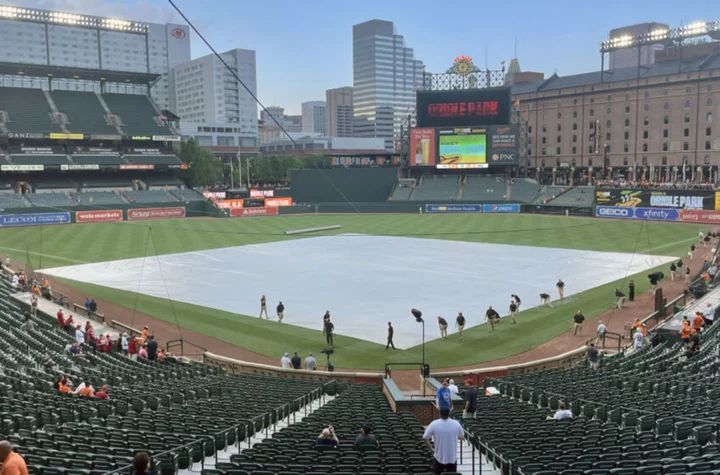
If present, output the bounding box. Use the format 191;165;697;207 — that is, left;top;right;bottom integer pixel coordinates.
0;87;173;137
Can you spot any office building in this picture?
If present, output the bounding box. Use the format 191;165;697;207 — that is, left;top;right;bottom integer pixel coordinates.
173;48;258;143
511;42;720;182
284;115;302;132
0;4;190;111
352;19;425;151
260;136;385;155
261;106;285;126
301;101;326;134
326;87;354;137
608;22;669;70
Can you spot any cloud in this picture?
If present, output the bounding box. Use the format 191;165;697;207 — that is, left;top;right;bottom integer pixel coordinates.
6;0;183;24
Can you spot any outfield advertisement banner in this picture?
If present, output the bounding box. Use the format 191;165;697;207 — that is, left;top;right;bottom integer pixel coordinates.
215;199;244;209
425;204;482;213
264;197;292;207
596;206;679;221
0;212;70;227
595;189;715;210
483;204;520;213
679;210;720;224
230;207;279;217
75;210;123;223
127;207;186;221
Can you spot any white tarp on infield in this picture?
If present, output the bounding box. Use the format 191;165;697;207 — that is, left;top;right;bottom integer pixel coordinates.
39;234;675;349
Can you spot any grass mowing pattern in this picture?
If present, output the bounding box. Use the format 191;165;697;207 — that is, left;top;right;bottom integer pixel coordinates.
0;214;704;369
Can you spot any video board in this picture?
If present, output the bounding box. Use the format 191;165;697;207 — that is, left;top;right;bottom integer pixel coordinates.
437;127;487;169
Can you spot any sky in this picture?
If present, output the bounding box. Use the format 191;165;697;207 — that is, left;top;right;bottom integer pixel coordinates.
8;0;720;115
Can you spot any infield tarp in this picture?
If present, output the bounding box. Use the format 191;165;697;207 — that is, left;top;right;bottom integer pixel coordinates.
39;234;676;349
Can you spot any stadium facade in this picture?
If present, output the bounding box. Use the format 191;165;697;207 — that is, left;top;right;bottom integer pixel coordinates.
512;41;720;182
0;4;190;111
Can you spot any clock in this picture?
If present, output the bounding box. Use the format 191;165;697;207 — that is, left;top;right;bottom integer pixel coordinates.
454;60;471;76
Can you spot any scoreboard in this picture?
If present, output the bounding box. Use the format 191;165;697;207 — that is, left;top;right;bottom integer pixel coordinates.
416;87;511;128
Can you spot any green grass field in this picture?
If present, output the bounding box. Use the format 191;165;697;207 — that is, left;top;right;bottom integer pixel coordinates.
0;214;704;369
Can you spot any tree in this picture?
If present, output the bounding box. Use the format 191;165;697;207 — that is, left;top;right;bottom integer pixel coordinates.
178;138;224;187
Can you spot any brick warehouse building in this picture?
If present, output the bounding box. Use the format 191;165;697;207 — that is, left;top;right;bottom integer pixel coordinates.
511;42;720;184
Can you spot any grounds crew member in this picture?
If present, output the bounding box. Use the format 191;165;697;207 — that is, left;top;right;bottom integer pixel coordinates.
455;312;466;341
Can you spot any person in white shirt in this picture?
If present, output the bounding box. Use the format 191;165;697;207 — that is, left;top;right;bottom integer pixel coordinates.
75;325;85;345
547;401;573;420
633;330;644;351
11;274;18;289
423;407;464;474
447;379;459;395
305;352;317;370
121;334;129;355
280;352;292;369
596;321;607;346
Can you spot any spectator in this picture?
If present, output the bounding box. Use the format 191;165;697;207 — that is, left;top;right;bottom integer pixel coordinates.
423;407;464;475
596;321;607;346
10;273;18;289
89;299;98;313
587;343;599;370
547;401;573;420
693;312;705;332
447;379;459;395
0;440;28;475
63;313;73;330
121;333;129;355
436;379;452;410
146;336;158;361
56;309;65;328
95;385;109;400
681;320;692;346
686;341;700;359
316;427;339;447
59;380;72;393
281;352;292;369
140;326;149;345
84;297;91;310
29;294;38;317
291;352;301;369
132;452;151;475
353;424;378;449
69;343;82;356
633;328;644;351
138;345;148;359
156;350;166;361
78;384;94;398
305;352;317;371
463;378;478;419
75;325;84;345
128;335;138;360
54;376;64;391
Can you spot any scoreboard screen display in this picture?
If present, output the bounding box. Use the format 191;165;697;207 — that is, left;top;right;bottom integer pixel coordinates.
416;87;511;128
437;128;487;169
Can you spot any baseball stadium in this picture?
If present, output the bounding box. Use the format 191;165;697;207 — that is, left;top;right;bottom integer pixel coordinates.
1;4;720;475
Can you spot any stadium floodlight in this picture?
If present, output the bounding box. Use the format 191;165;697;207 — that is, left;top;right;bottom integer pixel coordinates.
601;19;720;52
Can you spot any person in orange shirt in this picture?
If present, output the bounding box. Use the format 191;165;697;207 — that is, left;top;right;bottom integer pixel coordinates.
0;440;28;475
78;385;94;397
631;318;642;337
58;382;72;394
680;321;692;346
692;312;705;332
140;326;149;345
30;284;40;296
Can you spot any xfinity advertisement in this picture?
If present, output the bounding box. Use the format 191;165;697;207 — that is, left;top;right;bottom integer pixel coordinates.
595;206;679;222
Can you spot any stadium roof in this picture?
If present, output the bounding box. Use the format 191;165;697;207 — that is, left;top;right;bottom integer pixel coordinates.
0;62;161;85
510;50;720;96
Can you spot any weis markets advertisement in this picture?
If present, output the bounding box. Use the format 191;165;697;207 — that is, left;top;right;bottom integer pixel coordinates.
127;207;186;221
680;210;720;224
230;207;279;217
75;210;123;223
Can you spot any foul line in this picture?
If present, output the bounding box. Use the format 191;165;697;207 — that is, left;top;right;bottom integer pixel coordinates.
0;246;86;266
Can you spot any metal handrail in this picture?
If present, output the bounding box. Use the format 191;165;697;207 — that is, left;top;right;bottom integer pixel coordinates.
384;361;425;379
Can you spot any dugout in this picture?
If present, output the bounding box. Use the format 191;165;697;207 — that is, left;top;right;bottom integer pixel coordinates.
655;287;720;344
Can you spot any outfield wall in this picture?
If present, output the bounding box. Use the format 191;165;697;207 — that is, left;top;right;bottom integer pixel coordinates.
279;202;595;217
290;168;398;203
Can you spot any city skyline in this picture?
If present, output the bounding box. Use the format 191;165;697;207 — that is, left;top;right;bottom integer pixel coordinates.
5;0;720;115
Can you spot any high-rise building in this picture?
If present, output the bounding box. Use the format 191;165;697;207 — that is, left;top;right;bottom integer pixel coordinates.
173;48;258;143
0;4;190;111
326;87;354;137
352;19;425;151
283;115;302;133
608;22;669;70
301;101;326;134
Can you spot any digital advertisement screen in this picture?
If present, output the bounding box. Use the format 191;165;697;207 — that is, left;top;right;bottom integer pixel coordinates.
437;128;487;169
409;128;437;166
416;88;511;128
